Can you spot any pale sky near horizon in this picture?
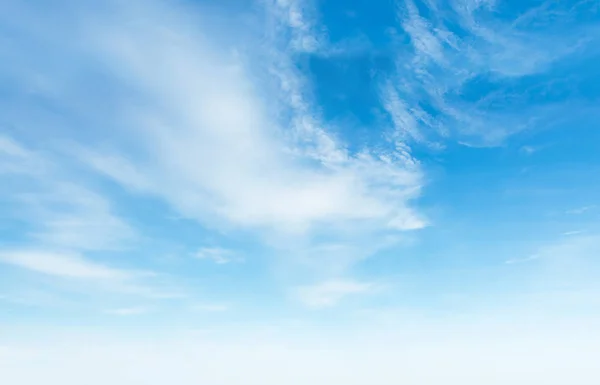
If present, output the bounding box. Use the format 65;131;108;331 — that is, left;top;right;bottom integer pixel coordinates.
1;0;600;383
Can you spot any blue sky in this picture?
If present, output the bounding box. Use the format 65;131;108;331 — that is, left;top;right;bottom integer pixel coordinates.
1;0;600;383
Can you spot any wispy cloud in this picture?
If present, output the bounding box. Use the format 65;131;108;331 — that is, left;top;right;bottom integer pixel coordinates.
381;0;600;147
194;247;238;265
28;184;135;252
0;135;44;175
523;234;600;294
505;254;541;265
72;4;424;237
566;205;596;215
0;248;187;313
562;230;585;236
0;135;136;252
2;2;600;380
0;250;130;280
520;145;538;155
266;0;324;53
295;279;375;308
0;134;183;308
0;0;428;312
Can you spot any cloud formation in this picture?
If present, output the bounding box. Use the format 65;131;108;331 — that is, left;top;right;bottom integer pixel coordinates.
1;0;599;341
195;248;238;265
382;0;599;147
0;250;130;280
0;135;135;251
0;0;430;310
295;279;374;308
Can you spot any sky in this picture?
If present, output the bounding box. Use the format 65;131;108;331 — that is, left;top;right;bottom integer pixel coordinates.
1;0;600;383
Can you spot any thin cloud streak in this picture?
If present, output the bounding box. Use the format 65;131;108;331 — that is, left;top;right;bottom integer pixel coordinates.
74;1;425;236
381;0;600;147
295;279;375;308
0;250;130;280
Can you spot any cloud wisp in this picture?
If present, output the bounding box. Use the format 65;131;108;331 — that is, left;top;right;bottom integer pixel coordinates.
194;247;239;265
1;3;600;383
295;279;375;308
0;134;185;307
0;135;135;252
382;0;600;147
0;0;430;308
0;250;130;280
75;4;425;237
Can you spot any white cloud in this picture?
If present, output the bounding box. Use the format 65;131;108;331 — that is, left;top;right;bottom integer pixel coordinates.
566;205;596;215
1;0;425;297
0;135;36;173
506;234;600;274
194;248;237;265
295;279;374;308
0;136;29;158
381;82;426;143
505;254;541;265
533;234;600;266
0;135;136;252
402;0;446;64
520;145;537;155
562;230;585;236
382;0;598;147
0;248;187;310
68;1;426;241
0;250;129;280
29;184;136;251
267;0;324;53
514;234;600;300
0;135;49;177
